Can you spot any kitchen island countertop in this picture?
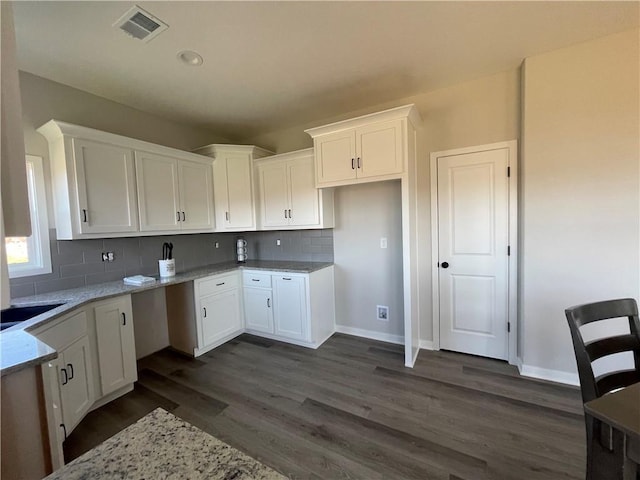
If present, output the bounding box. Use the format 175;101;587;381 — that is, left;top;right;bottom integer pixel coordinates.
44;407;287;480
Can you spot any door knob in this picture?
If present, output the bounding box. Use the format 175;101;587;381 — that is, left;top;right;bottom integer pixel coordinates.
441;262;449;269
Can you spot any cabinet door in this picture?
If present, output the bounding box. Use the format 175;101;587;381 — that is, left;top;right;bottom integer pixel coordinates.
94;299;137;397
288;157;320;227
315;130;357;185
258;162;289;228
356;119;404;179
73;139;138;234
59;336;94;432
135;151;181;231
273;275;308;341
179;160;214;230
244;287;273;334
198;289;242;348
226;155;255;229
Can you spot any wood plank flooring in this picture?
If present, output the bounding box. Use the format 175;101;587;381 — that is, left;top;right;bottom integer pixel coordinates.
65;333;586;479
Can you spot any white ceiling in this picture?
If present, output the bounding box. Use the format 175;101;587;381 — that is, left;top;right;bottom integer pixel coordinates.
12;1;639;141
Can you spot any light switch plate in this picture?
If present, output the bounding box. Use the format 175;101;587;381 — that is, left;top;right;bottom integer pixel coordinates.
380;237;388;249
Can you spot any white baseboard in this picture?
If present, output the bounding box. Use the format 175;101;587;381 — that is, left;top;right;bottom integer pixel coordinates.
335;325;404;345
517;360;580;386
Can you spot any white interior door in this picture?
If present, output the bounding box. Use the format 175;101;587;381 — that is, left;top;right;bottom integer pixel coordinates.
436;147;510;360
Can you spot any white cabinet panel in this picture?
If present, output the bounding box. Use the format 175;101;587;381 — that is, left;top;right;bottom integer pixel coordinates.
273;275;308;342
135;151;181;232
73;139;138;234
288;157;320;227
315;130;357;184
259;162;289;227
179;160;214;230
59;335;94;432
94;297;137;397
357;119;403;178
244;287;273;334
198;289;242;348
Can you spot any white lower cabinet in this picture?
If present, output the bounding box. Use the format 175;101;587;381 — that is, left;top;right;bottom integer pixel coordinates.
194;271;244;356
36;295;137;469
243;267;335;348
93;296;137;397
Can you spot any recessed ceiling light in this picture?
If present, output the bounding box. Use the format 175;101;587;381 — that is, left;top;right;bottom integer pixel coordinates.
177;50;203;67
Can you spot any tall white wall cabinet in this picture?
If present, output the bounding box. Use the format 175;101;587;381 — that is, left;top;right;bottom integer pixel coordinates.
192;144;273;232
306;104;422;367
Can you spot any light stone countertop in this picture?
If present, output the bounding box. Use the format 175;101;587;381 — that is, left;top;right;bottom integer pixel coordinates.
1;260;332;376
44;407;287;480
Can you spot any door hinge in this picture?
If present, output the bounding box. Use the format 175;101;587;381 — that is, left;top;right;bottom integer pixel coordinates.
507;166;511;177
507;322;511;333
507;245;511;256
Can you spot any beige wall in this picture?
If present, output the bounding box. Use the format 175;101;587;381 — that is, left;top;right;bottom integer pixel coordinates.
333;181;404;339
19;71;229;228
242;69;520;342
521;29;640;376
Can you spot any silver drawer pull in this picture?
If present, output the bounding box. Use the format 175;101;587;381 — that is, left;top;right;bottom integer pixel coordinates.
252;279;260;282
216;282;225;286
283;277;292;281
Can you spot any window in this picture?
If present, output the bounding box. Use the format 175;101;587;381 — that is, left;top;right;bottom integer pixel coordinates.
5;155;52;278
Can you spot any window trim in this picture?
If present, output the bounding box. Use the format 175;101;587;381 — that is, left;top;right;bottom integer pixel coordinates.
7;154;52;278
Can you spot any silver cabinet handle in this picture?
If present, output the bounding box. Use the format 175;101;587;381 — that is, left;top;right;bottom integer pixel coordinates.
122;312;126;325
216;282;225;286
225;211;229;221
177;211;181;222
357;157;361;169
252;278;260;282
288;209;292;218
182;211;186;221
61;368;69;385
283;277;292;281
67;363;74;380
267;298;271;308
284;209;288;219
82;209;88;223
203;307;207;317
351;158;355;170
60;423;67;440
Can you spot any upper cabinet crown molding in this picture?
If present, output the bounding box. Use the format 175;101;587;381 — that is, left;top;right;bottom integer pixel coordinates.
192;143;274;160
304;104;422;188
37;120;213;166
304;104;422;138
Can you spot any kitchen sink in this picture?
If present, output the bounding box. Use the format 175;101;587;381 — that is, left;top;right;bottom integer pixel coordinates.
0;303;65;331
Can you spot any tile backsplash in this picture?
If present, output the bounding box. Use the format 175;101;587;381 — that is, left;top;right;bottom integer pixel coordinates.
9;229;333;299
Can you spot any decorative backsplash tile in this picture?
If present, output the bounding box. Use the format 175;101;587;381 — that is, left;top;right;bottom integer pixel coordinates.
9;229;333;299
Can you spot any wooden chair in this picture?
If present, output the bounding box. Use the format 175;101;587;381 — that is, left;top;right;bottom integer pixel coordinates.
565;298;640;480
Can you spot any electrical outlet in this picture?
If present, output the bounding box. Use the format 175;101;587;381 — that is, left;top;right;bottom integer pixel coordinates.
380;237;388;249
276;239;281;246
102;252;115;262
214;242;219;248
377;305;389;321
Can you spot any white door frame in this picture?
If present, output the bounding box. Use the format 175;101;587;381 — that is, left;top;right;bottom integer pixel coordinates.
429;140;519;365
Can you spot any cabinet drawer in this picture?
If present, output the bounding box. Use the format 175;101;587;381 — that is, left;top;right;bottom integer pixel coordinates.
35;310;88;350
197;272;239;296
242;272;271;288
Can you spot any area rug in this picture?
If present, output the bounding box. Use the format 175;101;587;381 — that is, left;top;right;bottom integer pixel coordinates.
45;408;287;480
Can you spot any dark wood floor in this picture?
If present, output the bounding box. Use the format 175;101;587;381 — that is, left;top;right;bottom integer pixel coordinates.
65;333;586;479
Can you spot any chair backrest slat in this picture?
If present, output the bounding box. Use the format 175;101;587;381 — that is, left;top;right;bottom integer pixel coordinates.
595;369;640;397
585;334;640;361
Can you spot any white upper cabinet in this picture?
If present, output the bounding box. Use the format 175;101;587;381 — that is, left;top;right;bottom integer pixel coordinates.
38;120;215;238
193;144;273;232
256;149;334;230
135;151;214;232
305;105;421;188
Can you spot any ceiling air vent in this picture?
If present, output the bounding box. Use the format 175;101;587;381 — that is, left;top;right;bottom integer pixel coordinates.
113;5;168;43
